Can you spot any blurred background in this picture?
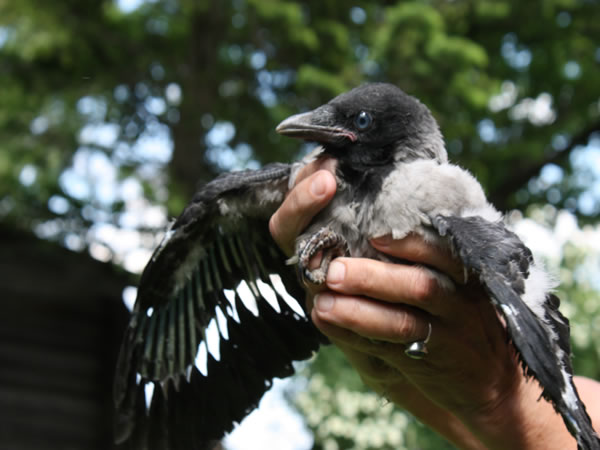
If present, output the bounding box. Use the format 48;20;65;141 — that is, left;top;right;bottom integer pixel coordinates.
1;0;600;449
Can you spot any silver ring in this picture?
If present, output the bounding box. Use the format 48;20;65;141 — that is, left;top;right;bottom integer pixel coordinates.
404;322;432;360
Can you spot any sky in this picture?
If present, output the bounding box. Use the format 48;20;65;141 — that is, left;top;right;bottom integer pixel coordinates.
116;0;148;13
223;378;313;450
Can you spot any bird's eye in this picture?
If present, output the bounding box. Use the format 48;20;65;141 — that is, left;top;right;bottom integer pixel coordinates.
354;111;372;130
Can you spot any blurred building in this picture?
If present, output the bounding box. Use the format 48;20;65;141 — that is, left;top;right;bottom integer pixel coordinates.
0;225;131;449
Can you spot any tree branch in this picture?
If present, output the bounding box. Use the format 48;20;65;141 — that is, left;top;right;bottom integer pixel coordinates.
488;120;600;211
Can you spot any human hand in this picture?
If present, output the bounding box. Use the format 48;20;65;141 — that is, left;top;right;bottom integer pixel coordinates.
311;238;575;449
269;157;337;257
268;159;578;450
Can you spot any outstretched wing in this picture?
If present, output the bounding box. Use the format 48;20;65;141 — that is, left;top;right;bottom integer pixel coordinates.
114;163;325;449
433;215;599;450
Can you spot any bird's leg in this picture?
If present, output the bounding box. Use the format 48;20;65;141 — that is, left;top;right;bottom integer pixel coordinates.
297;227;348;285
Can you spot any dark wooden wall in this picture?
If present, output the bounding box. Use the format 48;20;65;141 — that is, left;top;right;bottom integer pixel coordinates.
0;226;131;449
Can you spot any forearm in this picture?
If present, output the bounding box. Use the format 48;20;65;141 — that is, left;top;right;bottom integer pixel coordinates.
386;375;577;450
439;376;599;449
456;376;577;450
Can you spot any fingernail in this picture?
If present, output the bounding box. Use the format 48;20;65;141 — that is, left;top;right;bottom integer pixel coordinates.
310;174;327;197
315;293;334;312
371;235;392;246
327;260;345;285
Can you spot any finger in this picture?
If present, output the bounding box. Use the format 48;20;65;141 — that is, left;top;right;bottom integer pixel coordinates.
269;169;336;255
371;234;465;284
311;309;401;361
292;156;337;186
312;292;433;345
325;257;456;315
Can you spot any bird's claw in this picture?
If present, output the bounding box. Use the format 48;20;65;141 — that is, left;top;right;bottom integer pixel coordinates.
297;228;348;285
302;267;328;285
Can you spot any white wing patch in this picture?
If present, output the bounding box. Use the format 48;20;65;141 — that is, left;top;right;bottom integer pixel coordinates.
269;274;306;317
237;280;259;317
257;279;281;313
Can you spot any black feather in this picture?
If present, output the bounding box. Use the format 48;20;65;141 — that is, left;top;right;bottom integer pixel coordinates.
114;164;323;448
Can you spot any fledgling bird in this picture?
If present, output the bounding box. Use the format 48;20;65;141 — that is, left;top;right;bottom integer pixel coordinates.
114;83;599;449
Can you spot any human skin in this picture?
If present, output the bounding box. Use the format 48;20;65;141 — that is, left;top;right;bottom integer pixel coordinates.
268;160;600;449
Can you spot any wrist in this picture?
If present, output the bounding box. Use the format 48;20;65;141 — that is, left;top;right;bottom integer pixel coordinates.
457;372;577;450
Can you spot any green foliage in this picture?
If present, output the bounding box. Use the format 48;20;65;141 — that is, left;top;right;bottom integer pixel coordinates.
294;346;455;449
2;0;599;233
560;243;600;379
552;239;600;378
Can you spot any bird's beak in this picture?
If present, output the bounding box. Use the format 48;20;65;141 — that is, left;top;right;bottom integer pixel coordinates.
276;105;357;143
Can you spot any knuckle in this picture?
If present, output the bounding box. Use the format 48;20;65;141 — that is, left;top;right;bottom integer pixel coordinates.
269;212;293;255
347;262;375;293
268;213;281;241
343;300;366;329
291;180;314;213
287;186;302;211
389;310;417;341
410;269;439;303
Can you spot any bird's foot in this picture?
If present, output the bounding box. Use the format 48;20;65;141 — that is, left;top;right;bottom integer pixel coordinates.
297;228;348;285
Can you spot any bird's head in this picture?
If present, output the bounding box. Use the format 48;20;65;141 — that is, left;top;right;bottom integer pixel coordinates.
276;83;447;166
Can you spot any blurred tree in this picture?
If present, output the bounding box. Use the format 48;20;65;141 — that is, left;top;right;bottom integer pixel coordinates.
0;0;599;448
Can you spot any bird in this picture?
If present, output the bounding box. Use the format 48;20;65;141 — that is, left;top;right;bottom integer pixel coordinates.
114;83;599;449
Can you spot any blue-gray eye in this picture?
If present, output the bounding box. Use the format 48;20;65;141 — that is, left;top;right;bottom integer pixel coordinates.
354;111;372;130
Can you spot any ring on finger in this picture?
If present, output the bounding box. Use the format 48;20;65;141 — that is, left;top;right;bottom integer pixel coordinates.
404;322;432;360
